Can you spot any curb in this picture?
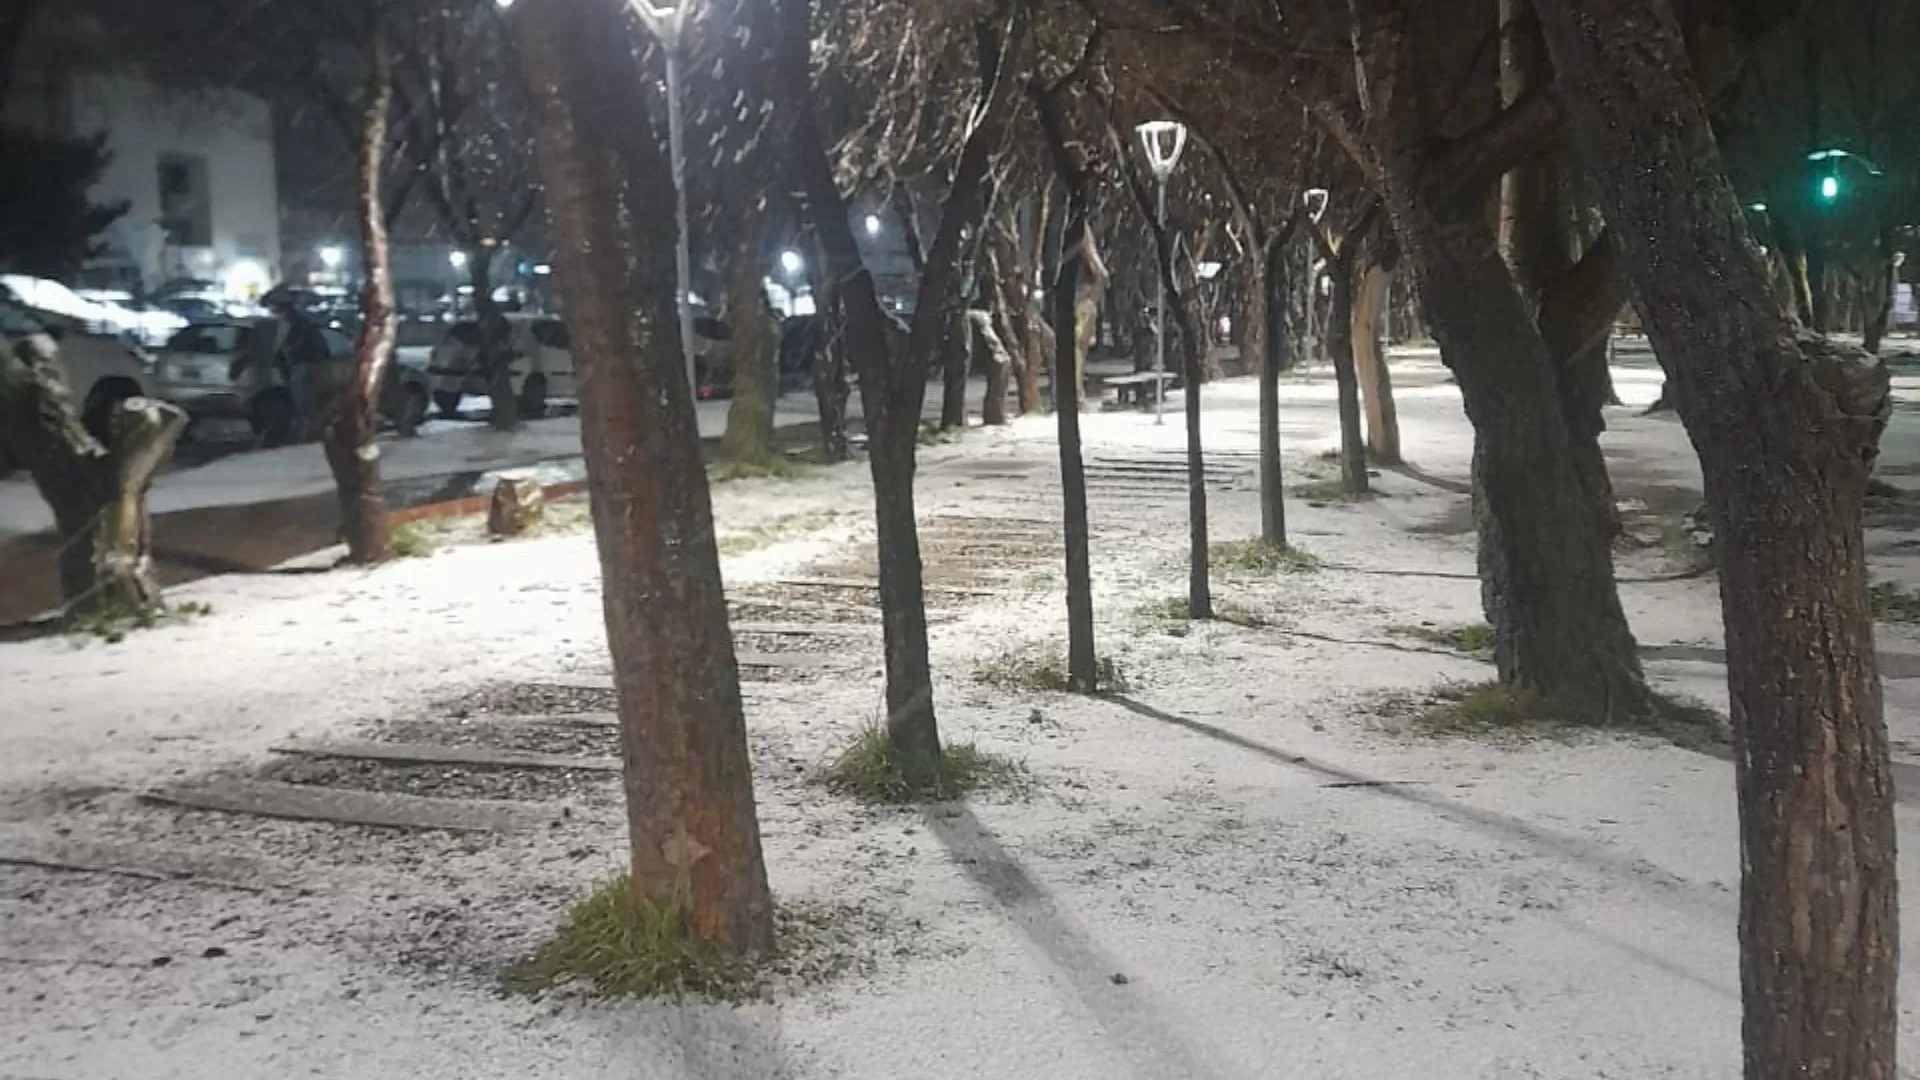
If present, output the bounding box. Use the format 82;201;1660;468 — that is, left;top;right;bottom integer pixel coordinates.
389;477;591;527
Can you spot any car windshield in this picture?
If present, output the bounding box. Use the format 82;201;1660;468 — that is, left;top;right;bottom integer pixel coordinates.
164;323;247;354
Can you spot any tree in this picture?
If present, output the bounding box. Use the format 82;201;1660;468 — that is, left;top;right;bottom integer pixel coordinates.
0;335;185;617
323;18;400;565
1534;1;1897;1074
0;130;128;280
789;0;1034;766
1031;18;1103;691
1307;197;1381;497
513;0;774;954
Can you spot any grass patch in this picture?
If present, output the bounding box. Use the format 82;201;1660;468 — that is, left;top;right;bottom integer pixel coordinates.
715;510;843;557
391;523;434;558
817;725;1027;804
1137;594;1268;629
916;422;962;447
1871;582;1920;624
972;646;1130;694
505;878;870;1001
1210;539;1322;574
1398;681;1725;745
709;456;800;484
1290;477;1377;503
1388;621;1493;656
70;596;212;644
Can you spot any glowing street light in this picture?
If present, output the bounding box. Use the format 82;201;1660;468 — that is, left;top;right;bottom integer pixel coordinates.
318;245;345;271
779;250;805;277
864;214;883;237
449;250;469;271
629;0;699;397
1136;120;1188;424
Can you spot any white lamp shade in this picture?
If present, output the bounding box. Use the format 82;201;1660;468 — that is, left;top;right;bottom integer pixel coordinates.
1136;120;1189;181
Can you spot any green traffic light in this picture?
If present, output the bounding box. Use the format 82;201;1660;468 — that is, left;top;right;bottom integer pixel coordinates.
1820;174;1840;202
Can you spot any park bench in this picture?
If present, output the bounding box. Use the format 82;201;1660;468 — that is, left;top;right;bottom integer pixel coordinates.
1102;371;1176;410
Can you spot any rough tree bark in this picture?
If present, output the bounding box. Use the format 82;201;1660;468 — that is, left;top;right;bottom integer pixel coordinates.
516;0;774;954
322;26;398;565
1261;239;1294;545
1032;43;1099;692
1345;0;1649;719
1500;0;1619;539
1536;3;1897;1076
1351;239;1402;465
969;309;1013;426
719;212;779;465
1311;205;1378;496
940;304;970;431
0;335;186;615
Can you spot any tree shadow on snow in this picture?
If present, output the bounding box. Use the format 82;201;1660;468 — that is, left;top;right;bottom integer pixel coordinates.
924;804;1227;1080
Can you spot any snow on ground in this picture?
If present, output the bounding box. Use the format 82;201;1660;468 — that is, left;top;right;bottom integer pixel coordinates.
7;359;1920;1079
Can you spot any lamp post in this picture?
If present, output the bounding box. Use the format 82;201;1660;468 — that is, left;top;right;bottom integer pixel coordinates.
631;0;698;398
1302;187;1329;363
1136;120;1188;424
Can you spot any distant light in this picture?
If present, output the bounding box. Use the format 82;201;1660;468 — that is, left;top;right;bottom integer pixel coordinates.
864;215;882;237
317;245;345;270
222;259;270;301
1747;202;1768;213
495;0;514;8
779;250;804;275
1304;187;1330;222
532;262;552;276
449;250;469;270
1820;175;1840;201
1196;260;1223;281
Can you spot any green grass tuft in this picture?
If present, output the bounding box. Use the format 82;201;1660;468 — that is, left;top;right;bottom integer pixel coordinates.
1290;477;1377;503
1210;539;1322;574
1400;681;1725;745
709;456;800;484
817;725;1027;804
972;646;1129;694
1871;582;1920;624
391;524;434;559
70;595;212;644
1388;621;1494;656
505;877;755;999
1138;594;1268;628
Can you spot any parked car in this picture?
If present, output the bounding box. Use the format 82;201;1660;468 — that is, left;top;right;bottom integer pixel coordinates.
0;296;155;470
152;318;430;446
74;289;190;347
426;312;734;417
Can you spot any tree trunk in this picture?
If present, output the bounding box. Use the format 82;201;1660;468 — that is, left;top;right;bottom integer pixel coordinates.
1259;238;1291;546
0;335;185;615
1537;4;1897;1077
719;213;779;464
1347;0;1649;719
1864;229;1896;355
1351;260;1401;465
810;278;852;463
1325;244;1369;495
324;28;397;566
940;304;969;429
516;0;774;954
971;309;1012;426
1034;72;1098;691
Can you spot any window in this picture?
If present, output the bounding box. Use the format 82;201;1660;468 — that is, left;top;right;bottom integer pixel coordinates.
531;319;571;350
156;153;212;247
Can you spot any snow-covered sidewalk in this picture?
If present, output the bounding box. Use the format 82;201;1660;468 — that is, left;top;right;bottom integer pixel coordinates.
6;366;1920;1079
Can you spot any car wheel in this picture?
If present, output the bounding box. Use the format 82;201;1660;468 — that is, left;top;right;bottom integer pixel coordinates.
251;391;296;448
518;373;548;420
433;390;463;418
81;379;142;447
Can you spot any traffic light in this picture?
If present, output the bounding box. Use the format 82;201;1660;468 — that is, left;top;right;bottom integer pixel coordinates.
1819;173;1841;203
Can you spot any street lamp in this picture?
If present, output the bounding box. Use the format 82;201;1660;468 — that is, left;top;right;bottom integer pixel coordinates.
779;250;805;276
1302;187;1329;361
318;245;345;271
449;250;469;271
864;214;883;237
631;0;699;398
1136;119;1188;424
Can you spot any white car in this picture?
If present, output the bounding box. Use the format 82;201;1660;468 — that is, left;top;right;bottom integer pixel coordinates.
74;289;189;347
154;319;431;446
0;297;154;468
426;314;578;418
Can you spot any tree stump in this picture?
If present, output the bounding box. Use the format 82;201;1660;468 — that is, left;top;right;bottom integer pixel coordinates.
487;474;545;537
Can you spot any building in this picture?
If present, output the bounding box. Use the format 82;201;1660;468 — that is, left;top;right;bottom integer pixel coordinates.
6;59;281;299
